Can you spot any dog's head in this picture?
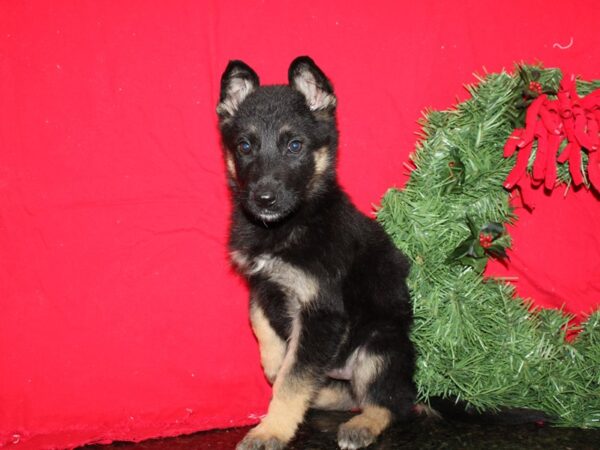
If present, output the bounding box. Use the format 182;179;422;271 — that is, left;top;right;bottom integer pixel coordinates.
217;56;338;224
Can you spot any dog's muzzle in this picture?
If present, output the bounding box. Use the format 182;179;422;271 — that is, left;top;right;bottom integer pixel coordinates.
253;188;277;209
247;180;295;223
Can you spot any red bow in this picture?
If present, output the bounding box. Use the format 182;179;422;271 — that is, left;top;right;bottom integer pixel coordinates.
503;74;600;200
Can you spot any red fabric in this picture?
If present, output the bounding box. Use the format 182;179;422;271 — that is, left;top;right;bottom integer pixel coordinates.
1;1;599;448
486;184;600;322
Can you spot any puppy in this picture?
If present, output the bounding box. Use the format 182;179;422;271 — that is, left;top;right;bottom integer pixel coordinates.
217;56;416;450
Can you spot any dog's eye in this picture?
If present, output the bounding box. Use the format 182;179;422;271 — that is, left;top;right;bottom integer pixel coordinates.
287;140;303;154
238;140;252;154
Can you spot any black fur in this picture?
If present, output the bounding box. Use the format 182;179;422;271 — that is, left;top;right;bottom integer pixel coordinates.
218;56;415;450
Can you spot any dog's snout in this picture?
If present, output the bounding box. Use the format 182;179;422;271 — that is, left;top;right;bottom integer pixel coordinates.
254;189;277;208
246;177;288;220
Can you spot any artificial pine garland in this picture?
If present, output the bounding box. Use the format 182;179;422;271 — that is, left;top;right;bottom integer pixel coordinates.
377;66;600;428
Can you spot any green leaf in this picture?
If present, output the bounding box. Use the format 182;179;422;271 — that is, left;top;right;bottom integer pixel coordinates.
473;242;486;258
472;257;488;273
459;255;488;273
481;222;505;239
466;216;479;237
447;238;475;261
486;244;509;259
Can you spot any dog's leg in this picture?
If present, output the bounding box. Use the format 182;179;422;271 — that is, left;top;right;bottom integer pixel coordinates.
237;307;348;450
337;328;415;450
250;303;286;384
312;380;356;411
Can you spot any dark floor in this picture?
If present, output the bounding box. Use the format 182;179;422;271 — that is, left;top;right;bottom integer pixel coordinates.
82;410;600;450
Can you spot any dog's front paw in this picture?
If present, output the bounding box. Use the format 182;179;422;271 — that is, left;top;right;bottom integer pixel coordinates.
337;423;376;449
236;428;286;450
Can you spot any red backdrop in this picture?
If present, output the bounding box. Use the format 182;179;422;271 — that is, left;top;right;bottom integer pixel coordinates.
1;1;599;449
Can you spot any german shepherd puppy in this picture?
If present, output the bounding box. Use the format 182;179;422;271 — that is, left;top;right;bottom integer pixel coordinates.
217;57;416;450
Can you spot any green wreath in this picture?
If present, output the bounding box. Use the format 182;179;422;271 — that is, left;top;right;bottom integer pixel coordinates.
376;66;600;428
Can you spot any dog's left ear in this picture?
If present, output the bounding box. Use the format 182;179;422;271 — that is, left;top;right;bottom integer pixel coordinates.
217;60;260;119
289;56;337;113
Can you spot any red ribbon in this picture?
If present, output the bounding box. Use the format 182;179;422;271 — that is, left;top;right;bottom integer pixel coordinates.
504;73;600;201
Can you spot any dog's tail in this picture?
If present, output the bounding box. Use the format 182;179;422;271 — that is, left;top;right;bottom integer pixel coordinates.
416;397;552;425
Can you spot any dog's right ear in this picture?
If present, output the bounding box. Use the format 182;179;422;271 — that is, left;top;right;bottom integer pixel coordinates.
217;60;259;119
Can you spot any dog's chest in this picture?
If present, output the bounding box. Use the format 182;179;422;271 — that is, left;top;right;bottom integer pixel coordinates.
230;250;319;306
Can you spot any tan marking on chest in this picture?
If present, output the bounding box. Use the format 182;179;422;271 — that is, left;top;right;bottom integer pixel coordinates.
230;251;319;305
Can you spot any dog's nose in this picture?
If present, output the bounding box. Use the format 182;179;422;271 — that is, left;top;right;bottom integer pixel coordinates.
254;190;277;208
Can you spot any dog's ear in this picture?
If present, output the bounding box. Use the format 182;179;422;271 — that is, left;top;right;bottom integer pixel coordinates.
217;60;259;119
288;56;336;113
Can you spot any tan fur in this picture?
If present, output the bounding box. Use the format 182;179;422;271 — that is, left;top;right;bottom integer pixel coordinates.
252;381;313;443
279;124;293;134
217;75;255;117
258;255;318;305
225;152;237;180
273;316;301;387
308;146;330;195
314;146;330;176
229;250;249;270
351;349;385;403
230;251;319;306
250;304;287;383
312;384;356;411
292;71;337;111
247;317;315;443
341;405;392;436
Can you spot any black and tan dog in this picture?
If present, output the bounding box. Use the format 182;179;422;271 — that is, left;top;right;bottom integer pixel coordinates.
217;57;416;450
